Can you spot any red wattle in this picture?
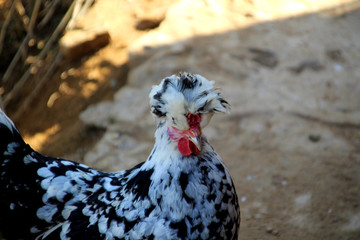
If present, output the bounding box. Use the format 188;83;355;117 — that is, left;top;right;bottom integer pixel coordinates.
178;138;192;156
174;114;202;156
178;138;200;156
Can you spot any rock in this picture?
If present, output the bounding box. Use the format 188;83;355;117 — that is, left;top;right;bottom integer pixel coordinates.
326;49;345;62
112;86;150;122
288;60;324;74
79;101;114;128
79;86;150;128
248;47;278;68
135;19;163;31
59;28;110;60
272;229;280;236
294;193;312;210
134;4;167;30
308;133;321;143
83;132;151;171
266;226;280;236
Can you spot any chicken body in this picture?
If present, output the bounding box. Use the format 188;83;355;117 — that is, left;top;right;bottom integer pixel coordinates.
0;73;240;240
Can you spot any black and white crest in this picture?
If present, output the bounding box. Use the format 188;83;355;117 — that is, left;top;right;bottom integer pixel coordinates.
149;73;230;119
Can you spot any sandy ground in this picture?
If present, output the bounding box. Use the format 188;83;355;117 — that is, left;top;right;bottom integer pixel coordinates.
4;0;360;239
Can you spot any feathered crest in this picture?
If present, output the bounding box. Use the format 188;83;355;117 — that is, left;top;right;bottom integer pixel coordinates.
149;73;230;121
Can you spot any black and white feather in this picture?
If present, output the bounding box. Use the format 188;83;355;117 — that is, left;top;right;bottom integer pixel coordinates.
0;73;240;240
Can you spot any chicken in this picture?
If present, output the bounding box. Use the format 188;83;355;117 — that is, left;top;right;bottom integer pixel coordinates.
0;73;240;240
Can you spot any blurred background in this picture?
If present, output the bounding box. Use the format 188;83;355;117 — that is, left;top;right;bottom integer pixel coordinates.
1;0;360;239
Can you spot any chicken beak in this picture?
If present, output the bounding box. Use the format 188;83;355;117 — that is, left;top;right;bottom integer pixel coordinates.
188;134;202;151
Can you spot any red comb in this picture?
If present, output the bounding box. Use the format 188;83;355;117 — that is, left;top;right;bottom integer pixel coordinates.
187;114;201;129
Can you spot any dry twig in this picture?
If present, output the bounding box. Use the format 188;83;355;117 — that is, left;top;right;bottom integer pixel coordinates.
2;34;31;83
67;0;84;30
0;1;16;56
38;0;62;29
28;0;42;34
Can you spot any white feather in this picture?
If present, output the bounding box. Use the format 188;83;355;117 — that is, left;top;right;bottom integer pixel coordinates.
0;108;16;133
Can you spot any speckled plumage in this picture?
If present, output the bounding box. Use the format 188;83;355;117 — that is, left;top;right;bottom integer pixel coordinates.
0;73;240;240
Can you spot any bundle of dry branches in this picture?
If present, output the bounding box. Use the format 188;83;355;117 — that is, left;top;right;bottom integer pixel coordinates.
0;0;94;118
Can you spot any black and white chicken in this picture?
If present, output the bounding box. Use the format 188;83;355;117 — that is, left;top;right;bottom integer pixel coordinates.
0;73;240;240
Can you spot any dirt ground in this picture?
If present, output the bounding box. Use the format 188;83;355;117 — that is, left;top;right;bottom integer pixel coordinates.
2;0;360;239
